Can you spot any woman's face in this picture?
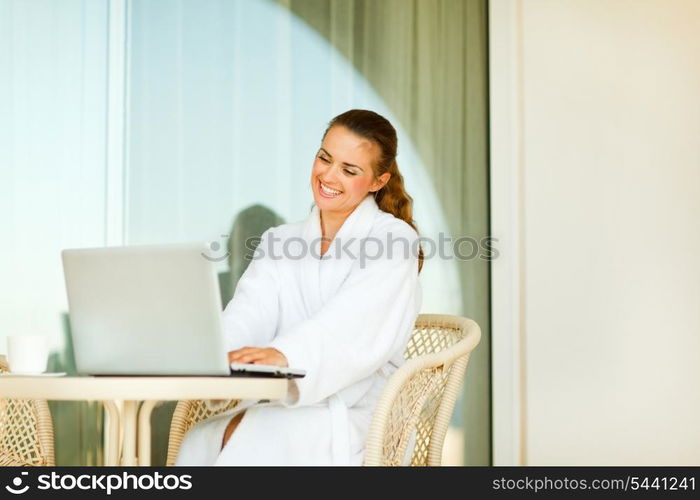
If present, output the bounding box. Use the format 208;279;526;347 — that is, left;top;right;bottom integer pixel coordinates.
310;125;390;215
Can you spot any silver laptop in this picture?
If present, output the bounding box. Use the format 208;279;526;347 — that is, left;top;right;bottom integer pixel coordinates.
61;243;233;376
62;243;306;378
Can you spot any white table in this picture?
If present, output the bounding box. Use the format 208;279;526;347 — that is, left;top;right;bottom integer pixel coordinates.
0;376;287;466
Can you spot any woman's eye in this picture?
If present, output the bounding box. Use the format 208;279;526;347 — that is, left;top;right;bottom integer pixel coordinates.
318;156;330;163
343;169;357;176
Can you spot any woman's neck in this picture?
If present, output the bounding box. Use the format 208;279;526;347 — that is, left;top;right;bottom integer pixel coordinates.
319;208;352;241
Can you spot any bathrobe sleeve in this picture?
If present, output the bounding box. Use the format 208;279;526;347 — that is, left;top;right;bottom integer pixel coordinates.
268;224;420;407
221;229;280;352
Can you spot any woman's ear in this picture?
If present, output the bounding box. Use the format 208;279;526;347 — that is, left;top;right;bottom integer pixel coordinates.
371;172;391;193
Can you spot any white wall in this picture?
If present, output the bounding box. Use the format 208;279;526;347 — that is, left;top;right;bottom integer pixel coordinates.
492;0;700;465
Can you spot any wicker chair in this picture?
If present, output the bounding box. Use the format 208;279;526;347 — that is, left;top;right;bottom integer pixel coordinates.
165;314;481;466
364;314;480;465
0;356;56;466
166;398;240;466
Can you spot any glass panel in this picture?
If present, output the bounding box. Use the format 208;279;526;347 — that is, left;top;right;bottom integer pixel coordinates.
1;0;489;466
127;0;489;465
0;0;108;465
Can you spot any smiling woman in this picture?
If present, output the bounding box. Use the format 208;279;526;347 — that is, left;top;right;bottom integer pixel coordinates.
313;110;424;270
313;124;390;255
175;110;424;465
314;127;386;206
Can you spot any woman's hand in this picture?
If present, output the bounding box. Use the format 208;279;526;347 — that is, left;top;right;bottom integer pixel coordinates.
228;347;288;367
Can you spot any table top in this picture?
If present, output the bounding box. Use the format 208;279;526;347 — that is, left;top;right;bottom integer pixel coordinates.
0;375;288;401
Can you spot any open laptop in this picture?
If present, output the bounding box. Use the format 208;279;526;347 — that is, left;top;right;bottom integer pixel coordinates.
61;243;304;378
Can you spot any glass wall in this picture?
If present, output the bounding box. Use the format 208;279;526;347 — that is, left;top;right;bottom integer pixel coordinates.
1;0;489;465
0;0;108;464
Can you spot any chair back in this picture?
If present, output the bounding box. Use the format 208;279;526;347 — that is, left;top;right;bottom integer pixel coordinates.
363;314;481;466
0;356;56;466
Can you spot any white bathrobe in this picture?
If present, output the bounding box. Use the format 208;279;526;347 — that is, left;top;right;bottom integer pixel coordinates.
176;194;422;466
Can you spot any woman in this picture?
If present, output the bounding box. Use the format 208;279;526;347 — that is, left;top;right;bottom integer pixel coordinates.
176;109;423;466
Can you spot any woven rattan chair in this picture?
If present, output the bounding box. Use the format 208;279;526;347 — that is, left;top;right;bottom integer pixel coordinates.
0;355;56;466
165;314;481;466
364;314;481;465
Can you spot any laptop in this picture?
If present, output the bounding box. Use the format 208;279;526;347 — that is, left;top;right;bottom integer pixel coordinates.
61;243;304;378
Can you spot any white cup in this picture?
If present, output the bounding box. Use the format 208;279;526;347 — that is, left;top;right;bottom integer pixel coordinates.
6;335;49;374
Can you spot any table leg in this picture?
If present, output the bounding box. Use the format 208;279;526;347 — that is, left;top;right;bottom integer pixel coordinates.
137;400;160;466
121;400;140;466
103;400;121;466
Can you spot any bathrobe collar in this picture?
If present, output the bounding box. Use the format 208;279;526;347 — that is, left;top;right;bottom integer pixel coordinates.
300;194;380;314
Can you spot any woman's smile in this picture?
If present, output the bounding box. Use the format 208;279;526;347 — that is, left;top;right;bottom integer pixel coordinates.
317;179;343;198
310;125;389;216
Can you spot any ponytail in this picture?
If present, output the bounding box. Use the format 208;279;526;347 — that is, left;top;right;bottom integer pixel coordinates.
374;161;424;273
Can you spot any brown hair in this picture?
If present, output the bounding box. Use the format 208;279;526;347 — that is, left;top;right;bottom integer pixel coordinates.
323;109;424;273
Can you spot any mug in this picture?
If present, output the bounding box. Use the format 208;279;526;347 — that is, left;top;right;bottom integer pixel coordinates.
6;335;49;374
